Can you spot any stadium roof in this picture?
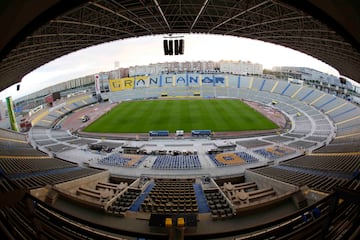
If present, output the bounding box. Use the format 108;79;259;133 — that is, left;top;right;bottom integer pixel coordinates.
0;0;359;91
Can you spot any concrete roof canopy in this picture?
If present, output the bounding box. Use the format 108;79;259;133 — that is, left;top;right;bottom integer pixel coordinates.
0;0;359;91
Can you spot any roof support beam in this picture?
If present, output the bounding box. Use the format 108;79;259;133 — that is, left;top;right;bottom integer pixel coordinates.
153;0;171;32
90;2;152;34
208;0;270;33
50;20;135;36
226;16;313;34
190;0;209;32
256;35;352;46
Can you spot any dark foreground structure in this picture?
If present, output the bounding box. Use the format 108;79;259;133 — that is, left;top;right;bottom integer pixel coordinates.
0;1;360;239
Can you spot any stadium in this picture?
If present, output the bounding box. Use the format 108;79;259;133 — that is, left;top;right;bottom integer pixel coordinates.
0;1;360;240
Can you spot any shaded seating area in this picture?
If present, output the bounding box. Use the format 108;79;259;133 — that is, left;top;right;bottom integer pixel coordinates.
75;181;127;204
140;179;199;214
0;129;27;141
98;153;146;167
107;188;142;215
0;131;45;156
314;142;360;153
204;189;234;220
0;128;104;189
251;166;349;193
0;198;37;239
346;178;360;191
11;167;103;189
0;177;17;193
281;154;360;174
151;155;201;169
0;156;75;176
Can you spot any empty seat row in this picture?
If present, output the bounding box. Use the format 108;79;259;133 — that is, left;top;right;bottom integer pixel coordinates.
151;155;201;169
0;157;75;175
282;154;360;173
98;153;145;168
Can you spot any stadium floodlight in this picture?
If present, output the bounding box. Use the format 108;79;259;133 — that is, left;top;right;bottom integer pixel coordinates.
163;35;184;55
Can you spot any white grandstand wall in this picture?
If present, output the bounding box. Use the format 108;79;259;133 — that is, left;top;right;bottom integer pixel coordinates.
128;60;260;77
245;170;299;194
219;60;263;75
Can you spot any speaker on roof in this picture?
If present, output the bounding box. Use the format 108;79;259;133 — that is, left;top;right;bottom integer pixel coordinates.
174;40;179;55
163;37;184;55
179;39;184;55
163;40;169;55
168;40;173;55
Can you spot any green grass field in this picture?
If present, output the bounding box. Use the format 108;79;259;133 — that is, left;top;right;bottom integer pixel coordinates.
83;99;278;133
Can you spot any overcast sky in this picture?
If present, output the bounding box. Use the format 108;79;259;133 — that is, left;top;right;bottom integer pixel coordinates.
0;34;342;101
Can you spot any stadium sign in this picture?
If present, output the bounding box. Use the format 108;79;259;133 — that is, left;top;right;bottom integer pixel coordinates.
109;74;228;92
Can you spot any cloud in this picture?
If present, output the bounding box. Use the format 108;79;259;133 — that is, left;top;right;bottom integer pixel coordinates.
0;33;340;100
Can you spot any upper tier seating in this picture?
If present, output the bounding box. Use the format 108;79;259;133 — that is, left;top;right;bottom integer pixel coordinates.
251;166;351;193
281;154;360;174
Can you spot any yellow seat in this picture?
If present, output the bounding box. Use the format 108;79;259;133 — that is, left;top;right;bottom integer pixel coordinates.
177;217;185;227
165;218;172;228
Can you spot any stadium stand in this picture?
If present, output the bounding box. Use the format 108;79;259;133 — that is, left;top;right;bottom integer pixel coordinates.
11;167;102;189
301;89;323;105
236;139;272;148
0;128;27;141
98;153;146;168
208;152;258;167
140;179;199;214
1;74;359;240
151;154;201;169
261;79;275;92
263;136;294;143
281;154;360;174
32;95;97;128
314;142;360;153
336;121;360;137
251;166;349;193
204;189;234;220
0;156;74;175
253;146;296;160
219;181;299;215
108;188;141;215
286;140;317;149
0;129;104;190
0;137;46;156
1;0;360;238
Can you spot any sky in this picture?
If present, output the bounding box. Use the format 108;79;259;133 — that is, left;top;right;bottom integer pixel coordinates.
0;33;344;101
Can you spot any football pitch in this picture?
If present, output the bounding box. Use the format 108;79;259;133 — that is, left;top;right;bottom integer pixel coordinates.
83;99;278;133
